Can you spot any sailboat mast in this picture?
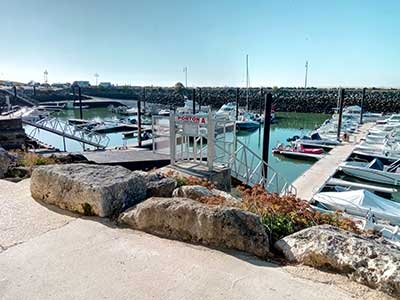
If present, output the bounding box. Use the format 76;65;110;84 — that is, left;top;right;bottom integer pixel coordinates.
246;54;249;111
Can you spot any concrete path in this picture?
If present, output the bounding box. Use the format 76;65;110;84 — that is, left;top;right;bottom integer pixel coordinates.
292;123;373;201
0;179;392;300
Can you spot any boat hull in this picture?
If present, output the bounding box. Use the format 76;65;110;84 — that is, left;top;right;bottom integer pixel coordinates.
340;165;400;186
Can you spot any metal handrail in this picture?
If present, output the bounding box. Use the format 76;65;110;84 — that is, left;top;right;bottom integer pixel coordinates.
214;138;297;195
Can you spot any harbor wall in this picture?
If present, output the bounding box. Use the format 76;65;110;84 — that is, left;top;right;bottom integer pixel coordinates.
11;86;400;114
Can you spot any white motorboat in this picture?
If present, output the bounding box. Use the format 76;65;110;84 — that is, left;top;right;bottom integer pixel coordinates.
216;102;237;120
340;158;400;186
295;132;341;146
340;105;383;122
313;189;400;225
158;109;170;116
6;107;49;123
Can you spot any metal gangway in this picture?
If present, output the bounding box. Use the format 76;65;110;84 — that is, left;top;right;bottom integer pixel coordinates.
1;88;38;107
24;118;110;150
151;109;296;196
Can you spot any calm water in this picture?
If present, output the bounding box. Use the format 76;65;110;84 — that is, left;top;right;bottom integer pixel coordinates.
24;109;328;184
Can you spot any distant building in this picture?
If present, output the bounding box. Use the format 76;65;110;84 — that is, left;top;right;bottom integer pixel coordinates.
99;82;112;88
51;83;69;88
72;81;91;88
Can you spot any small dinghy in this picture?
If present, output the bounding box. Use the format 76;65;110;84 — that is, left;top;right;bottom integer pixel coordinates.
313;189;400;225
340;158;400;186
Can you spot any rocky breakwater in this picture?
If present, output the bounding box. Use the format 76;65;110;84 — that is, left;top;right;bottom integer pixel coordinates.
30;163;147;217
275;225;400;297
119;196;270;259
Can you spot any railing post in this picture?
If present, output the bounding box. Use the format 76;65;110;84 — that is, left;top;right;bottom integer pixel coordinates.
207;106;215;171
337;88;345;141
78;87;83;120
169;111;176;165
360;88;366;125
262;93;272;180
236;88;239;120
192;88;196;114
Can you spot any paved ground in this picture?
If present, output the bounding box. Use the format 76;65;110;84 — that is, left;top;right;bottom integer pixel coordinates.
0;179;393;300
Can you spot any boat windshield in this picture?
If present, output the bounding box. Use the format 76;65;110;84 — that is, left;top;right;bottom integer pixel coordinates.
368;158;384;171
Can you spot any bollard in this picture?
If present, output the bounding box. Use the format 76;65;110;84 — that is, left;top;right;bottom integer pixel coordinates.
259;88;264;115
337;88;345;141
262;93;272;180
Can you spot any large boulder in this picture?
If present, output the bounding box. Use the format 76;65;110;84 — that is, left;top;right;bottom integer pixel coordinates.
31;163;147;217
119;197;270;258
146;173;177;198
275;225;400;297
172;185;238;202
0;147;12;178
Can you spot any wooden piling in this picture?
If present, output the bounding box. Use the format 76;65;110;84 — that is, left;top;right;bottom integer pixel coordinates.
360;88;366;124
337;88;345;141
262;93;272;179
236;88;239;120
78;87;83;120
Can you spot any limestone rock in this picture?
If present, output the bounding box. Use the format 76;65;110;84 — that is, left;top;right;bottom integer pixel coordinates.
30;163;147;217
172;185;238;202
146;173;177;198
275;225;400;297
0;147;12;178
119;197;270;258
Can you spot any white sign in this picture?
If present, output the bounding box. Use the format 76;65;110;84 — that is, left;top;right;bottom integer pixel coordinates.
176;115;207;124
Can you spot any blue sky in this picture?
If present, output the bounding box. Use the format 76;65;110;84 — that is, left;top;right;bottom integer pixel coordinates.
1;0;399;87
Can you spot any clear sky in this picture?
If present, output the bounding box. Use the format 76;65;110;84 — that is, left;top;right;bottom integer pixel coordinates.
1;0;399;87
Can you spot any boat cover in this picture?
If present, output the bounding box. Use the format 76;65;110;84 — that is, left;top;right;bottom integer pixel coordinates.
314;189;400;225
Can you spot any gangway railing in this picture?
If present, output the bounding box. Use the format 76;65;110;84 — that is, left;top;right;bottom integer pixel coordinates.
2;89;38;106
24;118;110;150
214;138;297;196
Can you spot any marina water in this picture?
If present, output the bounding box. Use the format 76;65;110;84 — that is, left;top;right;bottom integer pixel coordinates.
24;108;328;185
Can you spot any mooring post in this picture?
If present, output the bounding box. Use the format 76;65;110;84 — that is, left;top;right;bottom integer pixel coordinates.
337;88;345;141
143;87;146;110
192;88;196;114
259;88;264;115
78;87;83;120
33;85;36;97
13;86;17;98
360;88;366;125
137;96;142;148
169;111;176;165
198;88;202;111
262;93;272;180
235;88;239;120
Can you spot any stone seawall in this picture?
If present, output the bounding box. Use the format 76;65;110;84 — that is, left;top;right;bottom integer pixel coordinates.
83;87;400;113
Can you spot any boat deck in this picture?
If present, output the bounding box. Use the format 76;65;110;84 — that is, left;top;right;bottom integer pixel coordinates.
292;123;373;201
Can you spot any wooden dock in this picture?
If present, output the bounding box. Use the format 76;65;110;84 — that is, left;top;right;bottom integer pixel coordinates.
292;123;373;201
